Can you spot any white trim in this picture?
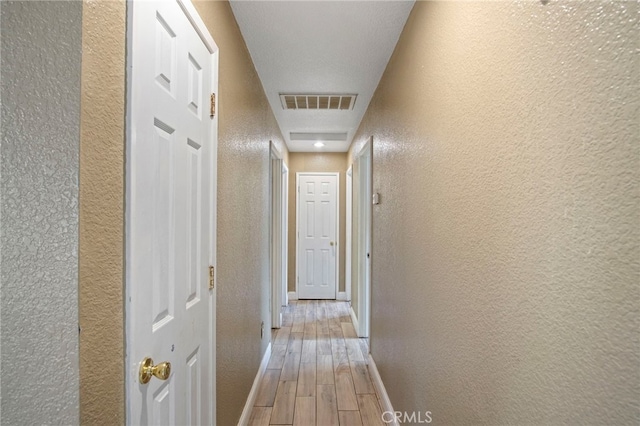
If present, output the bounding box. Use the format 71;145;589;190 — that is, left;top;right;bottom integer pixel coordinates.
349;306;359;334
238;343;272;426
288;292;298;301
368;354;398;426
354;138;372;338
345;166;353;302
270;143;284;328
176;0;218;54
282;163;289;307
337;291;347;301
336;172;340;300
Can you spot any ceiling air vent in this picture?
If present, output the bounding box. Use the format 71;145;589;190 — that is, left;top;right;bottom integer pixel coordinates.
280;94;357;111
290;132;348;141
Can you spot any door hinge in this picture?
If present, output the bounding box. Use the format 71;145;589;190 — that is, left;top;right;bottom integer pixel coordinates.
209;266;215;290
210;93;216;118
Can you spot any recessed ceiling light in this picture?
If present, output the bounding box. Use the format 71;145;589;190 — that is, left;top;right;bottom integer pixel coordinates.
314;142;325;148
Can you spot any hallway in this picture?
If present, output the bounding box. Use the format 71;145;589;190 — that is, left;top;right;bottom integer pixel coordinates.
2;1;637;424
248;301;383;426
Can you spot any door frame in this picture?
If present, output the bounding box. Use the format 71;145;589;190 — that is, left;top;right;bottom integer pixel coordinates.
282;163;289;307
295;172;340;300
345;165;353;303
354;137;372;338
269;142;285;328
124;0;219;423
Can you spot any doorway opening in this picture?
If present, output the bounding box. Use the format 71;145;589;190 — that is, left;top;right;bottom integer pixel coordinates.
351;137;372;340
270;142;287;328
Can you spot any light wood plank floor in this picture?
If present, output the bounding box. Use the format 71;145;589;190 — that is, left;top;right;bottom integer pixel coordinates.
249;300;385;426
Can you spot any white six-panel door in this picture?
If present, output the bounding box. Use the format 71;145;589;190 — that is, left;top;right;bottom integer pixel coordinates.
297;173;338;299
127;0;218;424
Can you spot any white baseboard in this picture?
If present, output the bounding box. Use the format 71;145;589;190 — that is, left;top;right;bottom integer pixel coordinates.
337;291;347;301
349;306;359;333
368;354;397;426
237;343;272;426
288;291;298;301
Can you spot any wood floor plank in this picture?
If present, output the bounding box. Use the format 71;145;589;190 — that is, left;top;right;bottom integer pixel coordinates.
335;369;358;411
332;340;350;374
317;334;332;355
275;327;291;345
301;339;317;364
329;323;344;340
305;310;316;325
339;410;364;426
267;344;287;369
316;304;327;321
293;397;316;426
317;354;334;385
255;369;281;407
358;338;369;358
297;361;316;397
317;385;339;426
338;303;351;323
317;319;330;335
281;316;293;327
341;322;358;339
345;338;365;363
280;350;301;381
288;332;304;353
281;306;293;327
306;300;317;321
270;381;297;425
331;334;347;351
294;301;306;315
350;361;375;394
292;314;305;333
356;394;385;426
248;407;272;426
303;321;317;339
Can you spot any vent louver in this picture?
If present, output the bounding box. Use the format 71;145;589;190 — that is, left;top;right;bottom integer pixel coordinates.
280;94;357;110
290;132;348;141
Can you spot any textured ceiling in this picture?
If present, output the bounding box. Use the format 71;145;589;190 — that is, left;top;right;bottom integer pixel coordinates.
230;0;415;152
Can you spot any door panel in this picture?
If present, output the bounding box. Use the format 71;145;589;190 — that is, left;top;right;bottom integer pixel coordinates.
298;174;338;299
128;1;217;424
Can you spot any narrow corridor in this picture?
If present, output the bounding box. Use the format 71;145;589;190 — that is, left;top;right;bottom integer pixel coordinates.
248;300;384;426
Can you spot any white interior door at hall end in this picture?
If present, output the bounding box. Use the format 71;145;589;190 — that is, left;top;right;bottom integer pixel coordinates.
298;174;338;299
127;1;217;425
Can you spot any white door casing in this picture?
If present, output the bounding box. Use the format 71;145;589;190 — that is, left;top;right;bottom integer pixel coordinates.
126;1;218;424
345;166;352;303
296;173;339;300
282;164;289;307
355;138;372;338
270;143;283;328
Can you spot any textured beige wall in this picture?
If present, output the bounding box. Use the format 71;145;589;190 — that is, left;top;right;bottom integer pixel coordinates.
1;2;81;423
351;1;639;424
287;153;348;294
79;0;126;424
193;2;288;425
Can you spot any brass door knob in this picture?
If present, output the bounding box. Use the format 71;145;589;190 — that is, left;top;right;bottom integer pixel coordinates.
330;241;335;246
139;357;171;384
